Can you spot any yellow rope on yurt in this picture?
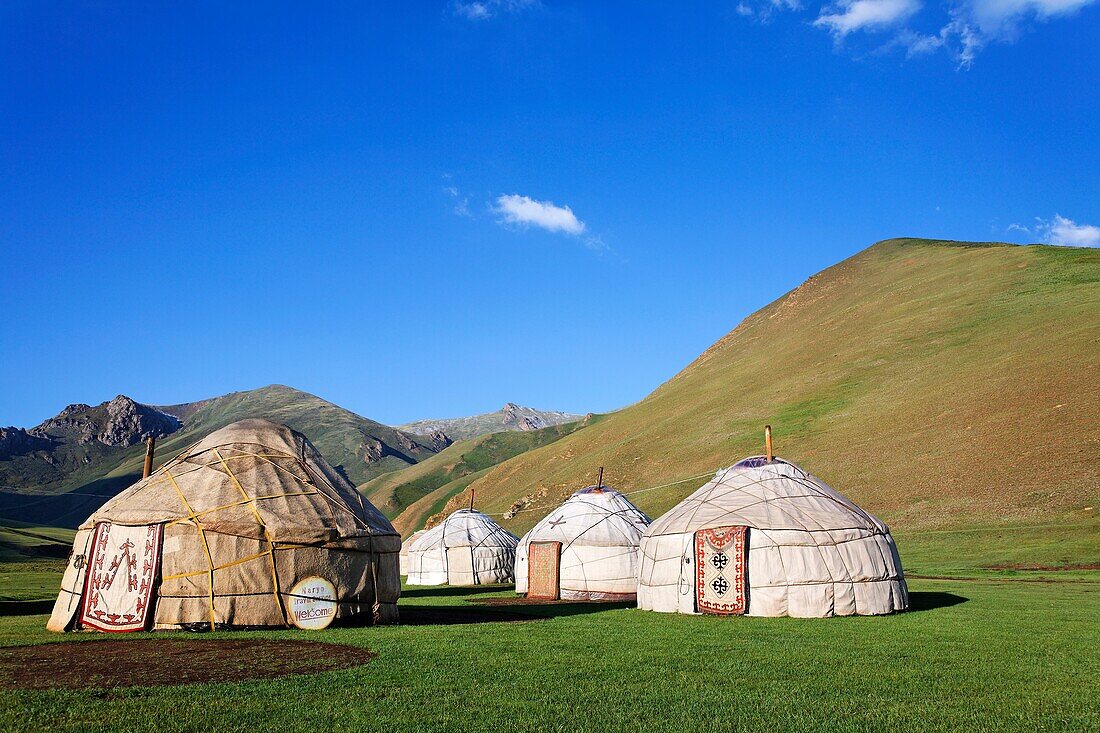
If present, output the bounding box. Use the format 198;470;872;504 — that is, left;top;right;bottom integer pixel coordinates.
163;490;320;526
161;549;271;581
213;449;289;625
161;464;218;630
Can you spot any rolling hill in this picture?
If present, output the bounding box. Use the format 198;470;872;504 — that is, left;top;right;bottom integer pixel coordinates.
423;239;1099;567
359;415;596;533
399;403;582;441
0;385;446;529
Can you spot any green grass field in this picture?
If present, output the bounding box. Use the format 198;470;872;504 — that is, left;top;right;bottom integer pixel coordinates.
1;556;1097;732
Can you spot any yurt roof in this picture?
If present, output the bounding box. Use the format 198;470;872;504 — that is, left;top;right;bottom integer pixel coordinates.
83;419;397;544
523;485;651;548
409;509;518;552
645;456;886;538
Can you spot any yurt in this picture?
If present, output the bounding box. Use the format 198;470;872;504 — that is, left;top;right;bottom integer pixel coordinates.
47;419;400;632
638;449;907;618
399;529;427;575
404;509;518;586
515;485;651;601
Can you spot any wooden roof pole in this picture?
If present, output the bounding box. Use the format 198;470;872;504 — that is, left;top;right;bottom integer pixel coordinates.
143;436;156;479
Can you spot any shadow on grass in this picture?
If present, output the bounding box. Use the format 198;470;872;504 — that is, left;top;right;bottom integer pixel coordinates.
907;591;968;612
400;584;508;599
0;599;54;616
398;598;632;625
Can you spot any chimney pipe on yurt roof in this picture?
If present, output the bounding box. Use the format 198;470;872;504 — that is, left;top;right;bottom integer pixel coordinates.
596;466;604;489
765;425;773;463
143;436;156;479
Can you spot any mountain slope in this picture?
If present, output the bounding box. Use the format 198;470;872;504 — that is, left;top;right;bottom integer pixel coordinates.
432;240;1100;555
0;385;446;528
399;403;582;441
361;416;594;530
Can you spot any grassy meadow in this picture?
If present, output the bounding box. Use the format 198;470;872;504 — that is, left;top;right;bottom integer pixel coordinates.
1;541;1097;733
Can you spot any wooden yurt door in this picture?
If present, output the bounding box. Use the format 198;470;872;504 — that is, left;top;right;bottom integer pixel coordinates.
446;546;476;585
527;541;561;600
693;526;748;615
80;522;163;632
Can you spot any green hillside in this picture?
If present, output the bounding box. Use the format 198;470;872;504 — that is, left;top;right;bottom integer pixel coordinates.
431;239;1100;567
1;385;443;529
361;417;594;534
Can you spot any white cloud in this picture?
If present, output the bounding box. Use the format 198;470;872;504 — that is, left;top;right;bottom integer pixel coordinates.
443;184;472;218
454;0;537;20
1042;214;1100;247
494;194;586;236
815;0;921;35
1008;214;1100;247
734;0;802;21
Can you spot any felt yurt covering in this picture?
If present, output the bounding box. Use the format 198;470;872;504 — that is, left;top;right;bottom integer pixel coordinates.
516;486;651;601
637;456;908;618
399;529;427;575
404;509;518;586
47;419;400;632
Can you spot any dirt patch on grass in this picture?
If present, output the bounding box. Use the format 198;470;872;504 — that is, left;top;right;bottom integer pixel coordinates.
0;639;375;690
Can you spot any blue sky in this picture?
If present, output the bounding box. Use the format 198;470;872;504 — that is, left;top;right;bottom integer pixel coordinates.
1;1;1097;428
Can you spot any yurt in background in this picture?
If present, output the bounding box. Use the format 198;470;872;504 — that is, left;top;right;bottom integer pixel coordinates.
404;509;518;586
48;419;400;632
515;481;651;601
638;428;907;618
399;529;427;575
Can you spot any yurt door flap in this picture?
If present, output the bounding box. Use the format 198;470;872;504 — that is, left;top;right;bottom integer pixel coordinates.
446;546;476;585
527;541;561;600
694;526;748;615
80;522;163;632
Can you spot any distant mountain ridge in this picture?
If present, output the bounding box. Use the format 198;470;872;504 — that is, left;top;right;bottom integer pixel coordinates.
0;385;448;528
400;402;582;441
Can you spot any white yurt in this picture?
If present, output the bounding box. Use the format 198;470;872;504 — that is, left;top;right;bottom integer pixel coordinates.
48;419;400;632
399;529;427;575
638;453;908;618
404;509;519;586
515;485;651;601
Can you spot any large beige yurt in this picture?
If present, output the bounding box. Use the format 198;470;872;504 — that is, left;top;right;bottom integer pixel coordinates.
515;485;651;601
48;419;400;632
404;509;518;586
638;455;907;618
399;529;427;575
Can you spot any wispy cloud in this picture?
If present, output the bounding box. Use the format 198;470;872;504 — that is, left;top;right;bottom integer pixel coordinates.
815;0;921;36
1009;214;1100;247
493;194;587;236
734;0;802;22
443;184;472;218
453;0;538;21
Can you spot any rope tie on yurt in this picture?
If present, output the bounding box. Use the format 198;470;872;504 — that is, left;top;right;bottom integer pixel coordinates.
161;464;218;630
214;449;289;626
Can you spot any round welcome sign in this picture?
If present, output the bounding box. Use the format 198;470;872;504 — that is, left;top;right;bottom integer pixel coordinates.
288;576;338;630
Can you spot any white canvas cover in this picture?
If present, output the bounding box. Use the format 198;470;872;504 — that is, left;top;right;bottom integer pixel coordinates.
515;486;651;601
399;529;427;575
48;419;401;631
404;509;518;586
637;457;908;617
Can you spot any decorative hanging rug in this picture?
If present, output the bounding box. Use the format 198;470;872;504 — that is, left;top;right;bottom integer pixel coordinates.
80;522;162;632
527;541;561;600
694;525;748;615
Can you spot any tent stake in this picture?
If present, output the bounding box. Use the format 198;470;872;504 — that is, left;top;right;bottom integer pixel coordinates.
143;436;156;478
597;466;604;488
764;425;773;462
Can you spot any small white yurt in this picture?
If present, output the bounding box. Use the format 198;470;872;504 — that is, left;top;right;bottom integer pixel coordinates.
515;485;651;601
404;509;518;586
399;529;427;575
638;440;907;618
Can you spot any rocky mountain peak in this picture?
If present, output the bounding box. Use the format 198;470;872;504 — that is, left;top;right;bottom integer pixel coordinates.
32;395;183;448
